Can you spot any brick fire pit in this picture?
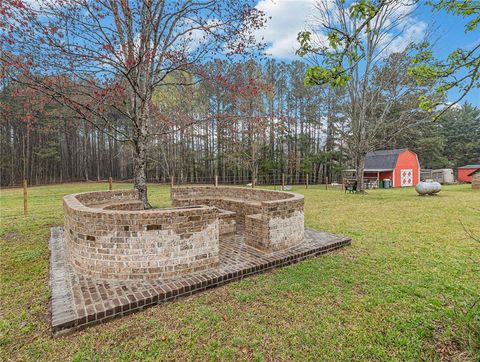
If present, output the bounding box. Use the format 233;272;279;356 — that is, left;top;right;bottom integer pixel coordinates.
51;187;350;336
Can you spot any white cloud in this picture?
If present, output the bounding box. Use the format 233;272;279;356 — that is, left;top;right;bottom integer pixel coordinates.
254;0;317;59
255;0;426;60
435;102;462;112
377;15;427;58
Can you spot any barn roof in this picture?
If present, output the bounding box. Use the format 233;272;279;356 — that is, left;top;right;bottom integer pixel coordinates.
459;164;480;169
364;149;408;170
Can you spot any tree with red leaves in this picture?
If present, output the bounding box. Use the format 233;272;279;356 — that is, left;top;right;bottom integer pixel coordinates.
213;60;276;185
0;0;265;207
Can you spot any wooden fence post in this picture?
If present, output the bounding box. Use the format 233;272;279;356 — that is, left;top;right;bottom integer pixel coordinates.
281;173;285;191
23;179;28;216
305;174;308;189
171;175;175;188
108;177;112;190
215;175;218;187
325;177;328;190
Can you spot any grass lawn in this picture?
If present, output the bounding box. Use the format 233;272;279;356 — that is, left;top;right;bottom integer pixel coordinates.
1;183;479;361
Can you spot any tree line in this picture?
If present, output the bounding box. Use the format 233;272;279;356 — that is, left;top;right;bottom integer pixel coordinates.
1;59;479;188
1;0;479;199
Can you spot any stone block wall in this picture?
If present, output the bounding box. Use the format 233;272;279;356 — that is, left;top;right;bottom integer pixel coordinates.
75;190;139;206
261;197;304;251
63;186;305;282
171;186;304;252
173;197;260;229
63;190;219;280
245;201;304;252
245;214;268;250
217;209;236;237
171;186;291;202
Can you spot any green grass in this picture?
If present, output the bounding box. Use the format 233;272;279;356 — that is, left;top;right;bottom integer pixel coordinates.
1;183;479;361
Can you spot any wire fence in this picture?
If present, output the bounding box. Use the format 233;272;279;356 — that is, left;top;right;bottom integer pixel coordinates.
6;174;345;217
149;173;344;187
2;172;344;188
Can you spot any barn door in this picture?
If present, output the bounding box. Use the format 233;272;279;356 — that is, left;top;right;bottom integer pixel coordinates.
401;169;413;186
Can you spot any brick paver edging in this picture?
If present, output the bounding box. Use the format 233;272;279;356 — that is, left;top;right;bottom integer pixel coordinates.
50;227;351;336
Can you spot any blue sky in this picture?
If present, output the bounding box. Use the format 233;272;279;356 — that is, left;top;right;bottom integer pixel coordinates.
254;0;479;106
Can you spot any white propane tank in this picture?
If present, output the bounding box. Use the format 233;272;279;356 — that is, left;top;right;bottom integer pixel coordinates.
415;179;442;196
430;181;442;194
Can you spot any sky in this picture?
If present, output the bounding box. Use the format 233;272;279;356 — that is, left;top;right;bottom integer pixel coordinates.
253;0;480;106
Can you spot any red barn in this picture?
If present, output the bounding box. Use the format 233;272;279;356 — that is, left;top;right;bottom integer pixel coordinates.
362;149;420;188
458;165;480;183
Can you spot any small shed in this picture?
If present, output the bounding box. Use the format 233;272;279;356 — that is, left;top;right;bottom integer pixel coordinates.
344;149;420;188
472;170;480;190
458;165;480;183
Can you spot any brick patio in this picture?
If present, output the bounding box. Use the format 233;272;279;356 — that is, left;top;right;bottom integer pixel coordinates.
50;226;350;336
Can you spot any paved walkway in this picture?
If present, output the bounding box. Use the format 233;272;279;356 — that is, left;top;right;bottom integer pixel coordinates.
50;227;351;336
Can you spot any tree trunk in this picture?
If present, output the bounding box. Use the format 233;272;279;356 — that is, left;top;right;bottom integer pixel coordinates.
133;133;149;208
355;153;366;192
83;122;89;181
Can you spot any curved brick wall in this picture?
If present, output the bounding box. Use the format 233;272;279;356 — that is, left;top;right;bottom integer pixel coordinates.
63;190;219;280
171;186;305;252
